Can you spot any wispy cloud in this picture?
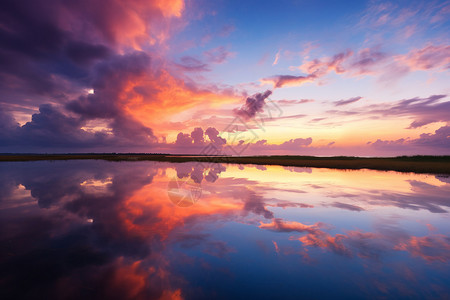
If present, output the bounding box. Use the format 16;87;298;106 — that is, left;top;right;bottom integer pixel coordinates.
334;96;363;106
272;50;281;65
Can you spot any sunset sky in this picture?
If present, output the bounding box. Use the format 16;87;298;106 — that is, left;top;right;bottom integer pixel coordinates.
0;0;449;155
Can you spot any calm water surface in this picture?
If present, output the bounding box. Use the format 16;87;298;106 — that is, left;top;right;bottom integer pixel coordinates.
1;161;449;299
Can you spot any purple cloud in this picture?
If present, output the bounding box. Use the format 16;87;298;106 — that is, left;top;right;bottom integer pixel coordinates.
262;74;316;88
234;90;272;120
330;94;449;129
203;46;233;64
368;125;450;153
334;96;363;106
175;56;210;72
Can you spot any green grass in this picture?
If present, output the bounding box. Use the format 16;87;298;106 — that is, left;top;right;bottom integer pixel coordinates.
1;154;449;174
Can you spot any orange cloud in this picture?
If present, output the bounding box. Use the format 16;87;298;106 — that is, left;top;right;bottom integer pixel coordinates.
259;218;326;234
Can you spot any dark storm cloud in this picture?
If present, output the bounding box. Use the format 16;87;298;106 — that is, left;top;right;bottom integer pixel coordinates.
0;0;114;104
0;0;186;152
66;52;151;119
0;104;156;151
0;104;104;150
0;51;160;151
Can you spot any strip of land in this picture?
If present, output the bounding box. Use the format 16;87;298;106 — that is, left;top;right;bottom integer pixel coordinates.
1;154;450;175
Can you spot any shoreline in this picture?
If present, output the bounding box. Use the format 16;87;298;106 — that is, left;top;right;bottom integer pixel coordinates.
1;154;449;175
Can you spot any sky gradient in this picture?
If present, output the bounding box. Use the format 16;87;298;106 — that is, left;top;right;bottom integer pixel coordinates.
0;0;449;155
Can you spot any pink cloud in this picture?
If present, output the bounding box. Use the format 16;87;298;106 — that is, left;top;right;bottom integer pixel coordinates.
276;99;315;105
399;44;450;71
263;43;449;88
261;74;317;88
203;46;234;64
395;235;450;262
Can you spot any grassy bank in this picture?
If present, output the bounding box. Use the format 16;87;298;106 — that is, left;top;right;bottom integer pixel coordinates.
1;154;449;175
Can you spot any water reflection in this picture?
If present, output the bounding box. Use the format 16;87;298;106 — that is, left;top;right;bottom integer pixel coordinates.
0;161;449;299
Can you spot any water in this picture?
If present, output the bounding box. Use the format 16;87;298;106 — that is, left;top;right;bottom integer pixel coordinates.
1;160;449;299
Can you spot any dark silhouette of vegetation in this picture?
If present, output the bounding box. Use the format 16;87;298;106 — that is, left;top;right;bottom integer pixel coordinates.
1;154;449;174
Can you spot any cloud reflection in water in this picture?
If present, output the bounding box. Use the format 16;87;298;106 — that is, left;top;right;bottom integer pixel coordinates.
0;161;449;299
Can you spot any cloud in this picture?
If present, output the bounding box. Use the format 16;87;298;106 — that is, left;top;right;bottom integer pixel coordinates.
400;44;450;71
348;48;388;76
243;192;274;219
369;125;450;153
267;114;307;121
259;219;326;234
175;56;210;72
66;52;151;118
0;0;177;151
264;43;449;89
205;127;227;147
395;235;450;262
276;99;315;105
5;51;161;150
173;126;226;153
190;127;205;145
309;117;326;123
203;46;233;64
0;104;113;151
334;96;363;106
248;137;313;153
174;46;234;72
261;74;316;88
234;90;272;120
0;0;245;153
0;0;183;103
299;50;353;76
331;202;365;212
261;50;353;88
412;125;450;148
330;94;449;129
0;160;246;299
272;50;281;65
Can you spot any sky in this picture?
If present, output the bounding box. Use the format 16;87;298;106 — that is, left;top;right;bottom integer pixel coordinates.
0;0;449;155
